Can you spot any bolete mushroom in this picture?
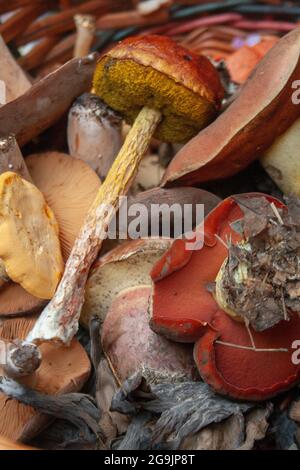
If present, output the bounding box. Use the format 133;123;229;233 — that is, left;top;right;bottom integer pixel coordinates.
162;28;300;187
102;286;197;385
0;314;90;442
81;238;172;328
150;194;300;400
13;34;222;371
0;171;63;299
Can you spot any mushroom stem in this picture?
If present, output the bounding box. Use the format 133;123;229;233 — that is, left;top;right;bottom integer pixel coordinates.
25;106;161;350
0;135;32;182
1;338;41;378
73;14;96;58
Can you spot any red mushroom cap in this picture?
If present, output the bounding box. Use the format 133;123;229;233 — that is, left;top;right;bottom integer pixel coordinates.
150;193;300;400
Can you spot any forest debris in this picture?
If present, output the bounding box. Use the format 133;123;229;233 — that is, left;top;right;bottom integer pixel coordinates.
111;371;253;449
216;196;300;331
0;54;98;146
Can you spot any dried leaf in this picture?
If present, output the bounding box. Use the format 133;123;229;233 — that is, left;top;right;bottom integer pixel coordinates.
111;372;253;449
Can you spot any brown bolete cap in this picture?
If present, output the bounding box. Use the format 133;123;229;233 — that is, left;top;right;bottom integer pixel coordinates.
0;172;64;299
93;34;223;143
26;152;101;260
0;314;90;442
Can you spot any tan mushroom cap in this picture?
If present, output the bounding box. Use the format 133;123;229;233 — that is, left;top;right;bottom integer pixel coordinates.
0;172;64;299
0;314;91;442
26;152;101;260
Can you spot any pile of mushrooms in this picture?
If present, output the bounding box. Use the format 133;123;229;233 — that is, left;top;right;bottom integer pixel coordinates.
1;22;300;450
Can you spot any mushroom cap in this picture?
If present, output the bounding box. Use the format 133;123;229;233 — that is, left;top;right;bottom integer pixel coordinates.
0;314;90;442
93;35;223;143
81;238;172;328
0;172;64;299
102;286;196;384
150;194;300;400
26;152;101;260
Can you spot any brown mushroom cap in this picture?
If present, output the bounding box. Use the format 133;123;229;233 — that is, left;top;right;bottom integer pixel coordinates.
93;35;223;143
26;152;101;260
0;314;90;442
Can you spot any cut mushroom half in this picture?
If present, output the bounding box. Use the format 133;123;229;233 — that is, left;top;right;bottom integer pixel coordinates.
81;238;172;328
0;314;90;442
0;171;64;299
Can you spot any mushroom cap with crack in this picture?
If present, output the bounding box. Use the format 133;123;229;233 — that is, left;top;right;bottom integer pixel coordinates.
26;152;101;260
0;172;64;299
0;314;90;442
93;35;224;143
150;194;300;400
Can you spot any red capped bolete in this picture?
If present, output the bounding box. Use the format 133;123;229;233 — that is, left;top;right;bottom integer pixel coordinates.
0;172;63;299
93;34;223;143
19;34;223;364
0;314;90;442
151;194;300;400
162;28;300;187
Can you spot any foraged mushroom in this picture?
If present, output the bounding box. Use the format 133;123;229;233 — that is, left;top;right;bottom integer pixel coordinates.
0;171;63;299
102;286;196;384
67;93;122;179
0;315;90;442
81;238;172;328
162;28;300;187
21;34;222;360
260;117;300;196
73;14;96;58
150;194;300;400
26;152;101;259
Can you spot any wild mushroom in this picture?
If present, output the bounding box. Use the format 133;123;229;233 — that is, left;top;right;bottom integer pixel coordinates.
26;152;101;259
102;286;197;385
162;28;300;187
0;314;90;442
0;152;100;317
81;238;172;328
0;171;64;299
14;34;222;371
67;93;122;180
73;14;96;58
150;194;300;400
260;117;300;196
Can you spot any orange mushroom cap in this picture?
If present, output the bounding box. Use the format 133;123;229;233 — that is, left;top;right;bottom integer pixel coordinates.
93;34;224;143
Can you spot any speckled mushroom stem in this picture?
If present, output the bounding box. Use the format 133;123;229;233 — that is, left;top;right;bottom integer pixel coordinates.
0;134;32;181
25;106;161;352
